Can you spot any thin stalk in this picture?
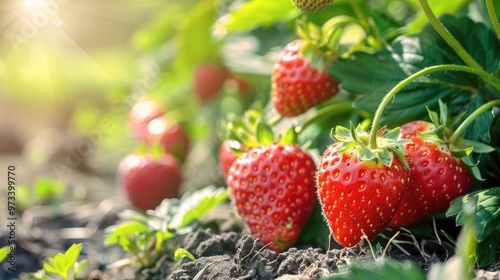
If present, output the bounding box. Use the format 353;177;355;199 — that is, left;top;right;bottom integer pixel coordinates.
349;0;386;50
450;99;500;143
486;0;500;37
416;0;484;71
368;64;500;149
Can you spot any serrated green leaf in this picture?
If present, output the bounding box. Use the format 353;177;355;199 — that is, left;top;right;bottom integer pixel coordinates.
324;258;426;280
330;15;500;143
169;186;229;230
256;121;275;145
220;0;298;32
447;187;500;241
42;244;82;280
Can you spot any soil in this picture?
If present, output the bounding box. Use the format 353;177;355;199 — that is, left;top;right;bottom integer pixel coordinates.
1;155;499;280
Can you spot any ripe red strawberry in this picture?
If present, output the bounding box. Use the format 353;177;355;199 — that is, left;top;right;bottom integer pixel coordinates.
271;40;339;117
218;140;245;181
118;153;182;212
317;142;410;247
193;62;229;103
316;123;411;247
144;117;190;162
227;144;317;252
389;121;473;228
292;0;334;12
127;98;164;140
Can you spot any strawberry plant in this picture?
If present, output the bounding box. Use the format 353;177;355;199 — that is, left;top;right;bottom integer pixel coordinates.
28;244;87;280
104;186;228;268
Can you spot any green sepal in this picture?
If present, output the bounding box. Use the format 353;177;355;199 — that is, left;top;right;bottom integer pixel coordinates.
332;125;352;142
279;126;298;145
450;146;474;158
256;121;275;145
357;147;376;161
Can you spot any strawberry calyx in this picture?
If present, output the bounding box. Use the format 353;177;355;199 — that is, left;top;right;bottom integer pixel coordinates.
223;106;298;153
332;122;411;169
416;99;497;180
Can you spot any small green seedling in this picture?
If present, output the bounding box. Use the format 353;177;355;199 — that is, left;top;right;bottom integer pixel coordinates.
28;243;87;280
174;248;197;261
105;186;228;268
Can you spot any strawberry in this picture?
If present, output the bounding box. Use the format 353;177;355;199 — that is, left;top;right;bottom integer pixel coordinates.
118;153;182;212
193;62;229;103
271;40;339;117
227;144;317;252
127;98;164;140
292;0;334;12
317;124;411;247
218;140;246;181
144;117;190;163
389;121;473;228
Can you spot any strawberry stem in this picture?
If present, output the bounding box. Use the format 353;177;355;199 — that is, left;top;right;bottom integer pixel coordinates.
349;0;386;50
368;64;500;149
486;0;500;37
449;99;500;143
416;0;486;74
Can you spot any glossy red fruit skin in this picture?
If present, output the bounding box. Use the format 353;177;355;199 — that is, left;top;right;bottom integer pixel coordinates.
317;142;410;247
389;121;473;228
271;40;339;117
144;117;190;162
193;63;229;103
218;140;245;181
118;153;182;212
227;144;317;252
292;0;334;12
127;99;164;140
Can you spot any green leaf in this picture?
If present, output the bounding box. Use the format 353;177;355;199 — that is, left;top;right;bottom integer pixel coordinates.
324;258;426;280
169;186;229;230
220;0;299;32
447;187;500;242
174;248;197;261
463;140;495;153
42;244;83;280
330;15;500;143
0;246;10;263
104;221;150;246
